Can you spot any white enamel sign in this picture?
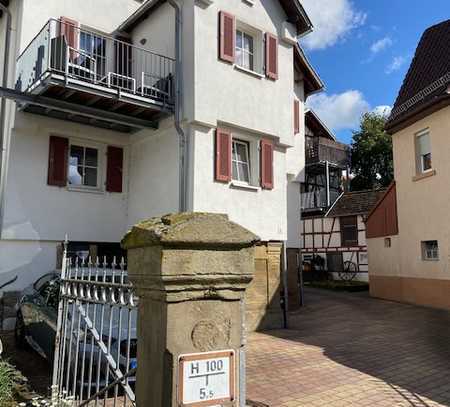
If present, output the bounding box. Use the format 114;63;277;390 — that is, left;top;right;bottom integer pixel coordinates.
178;350;235;406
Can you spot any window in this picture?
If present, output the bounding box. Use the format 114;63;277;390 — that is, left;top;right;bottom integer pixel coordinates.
68;144;100;188
236;30;254;71
232;139;251;183
422;240;439;261
340;216;358;247
384;237;392;248
415;131;432;173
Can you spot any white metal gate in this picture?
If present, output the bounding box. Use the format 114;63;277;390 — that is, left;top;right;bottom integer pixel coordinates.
52;243;138;406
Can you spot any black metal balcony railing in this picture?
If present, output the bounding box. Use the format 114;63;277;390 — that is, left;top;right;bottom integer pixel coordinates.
301;188;341;212
15;19;175;107
306;137;350;167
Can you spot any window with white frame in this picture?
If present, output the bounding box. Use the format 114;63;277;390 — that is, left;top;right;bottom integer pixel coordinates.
415;130;432;173
421;240;439;261
232;139;251;183
236;30;254;71
234;21;263;75
68;143;100;188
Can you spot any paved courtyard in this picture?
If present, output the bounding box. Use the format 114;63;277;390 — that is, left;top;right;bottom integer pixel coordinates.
246;287;450;407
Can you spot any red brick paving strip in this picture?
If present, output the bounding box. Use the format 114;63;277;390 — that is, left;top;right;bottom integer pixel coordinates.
246;288;450;407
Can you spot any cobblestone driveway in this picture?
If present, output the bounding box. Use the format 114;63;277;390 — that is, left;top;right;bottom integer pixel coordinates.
247;287;450;407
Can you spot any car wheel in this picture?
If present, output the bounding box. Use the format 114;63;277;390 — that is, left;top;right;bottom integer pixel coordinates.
14;312;28;349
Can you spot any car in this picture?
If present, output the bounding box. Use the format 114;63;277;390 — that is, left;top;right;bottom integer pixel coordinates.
15;271;137;390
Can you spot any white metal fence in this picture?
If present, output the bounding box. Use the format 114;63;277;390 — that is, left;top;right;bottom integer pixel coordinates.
52;243;138;407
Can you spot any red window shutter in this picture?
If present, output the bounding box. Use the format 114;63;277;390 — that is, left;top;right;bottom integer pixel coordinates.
294;99;300;134
260;139;274;189
265;33;278;80
48;135;68;187
219;11;236;63
215;128;232;182
106;146;124;193
59;16;80;55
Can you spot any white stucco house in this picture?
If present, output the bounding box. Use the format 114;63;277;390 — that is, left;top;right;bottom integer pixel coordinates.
0;0;323;295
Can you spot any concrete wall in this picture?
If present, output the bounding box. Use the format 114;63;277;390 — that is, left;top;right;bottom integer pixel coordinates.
368;106;450;309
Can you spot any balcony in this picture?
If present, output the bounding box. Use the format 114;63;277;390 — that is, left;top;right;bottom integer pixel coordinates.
305;137;350;167
301;188;341;214
15;19;175;132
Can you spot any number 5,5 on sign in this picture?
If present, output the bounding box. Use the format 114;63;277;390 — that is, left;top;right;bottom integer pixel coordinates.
178;350;235;406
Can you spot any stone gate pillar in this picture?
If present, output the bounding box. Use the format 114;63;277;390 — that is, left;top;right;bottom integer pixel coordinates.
122;213;259;407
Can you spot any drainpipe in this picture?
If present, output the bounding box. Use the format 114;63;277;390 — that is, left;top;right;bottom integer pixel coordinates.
167;0;188;212
0;3;12;235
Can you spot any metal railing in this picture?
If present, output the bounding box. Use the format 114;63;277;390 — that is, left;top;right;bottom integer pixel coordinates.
389;71;450;120
53;245;138;406
301;189;340;211
16;18;175;106
301;190;327;211
305;138;350;167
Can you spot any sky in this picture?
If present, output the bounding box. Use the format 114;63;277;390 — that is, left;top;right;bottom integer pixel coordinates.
300;0;449;144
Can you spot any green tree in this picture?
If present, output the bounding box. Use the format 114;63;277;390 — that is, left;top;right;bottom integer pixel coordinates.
350;112;393;191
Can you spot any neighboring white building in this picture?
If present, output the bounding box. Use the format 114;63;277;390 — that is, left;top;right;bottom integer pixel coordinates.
0;0;323;293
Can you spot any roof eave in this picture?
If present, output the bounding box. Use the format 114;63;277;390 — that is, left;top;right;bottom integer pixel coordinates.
291;0;313;36
304;109;336;141
115;0;165;34
386;93;450;134
294;45;325;96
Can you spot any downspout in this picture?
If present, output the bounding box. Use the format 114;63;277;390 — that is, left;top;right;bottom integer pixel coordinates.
167;0;188;212
0;3;12;235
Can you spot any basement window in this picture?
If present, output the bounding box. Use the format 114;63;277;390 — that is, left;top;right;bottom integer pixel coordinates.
421;240;439;261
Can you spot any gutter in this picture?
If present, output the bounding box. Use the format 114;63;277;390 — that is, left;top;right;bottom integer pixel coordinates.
0;2;12;236
167;0;188;212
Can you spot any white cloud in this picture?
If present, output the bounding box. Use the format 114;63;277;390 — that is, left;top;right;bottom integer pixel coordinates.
385;56;406;74
372;105;392;117
307;90;370;131
370;36;393;54
301;0;367;50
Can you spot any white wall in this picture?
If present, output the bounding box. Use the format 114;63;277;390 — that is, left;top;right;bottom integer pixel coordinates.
286;175;301;248
19;0;143;51
127;119;179;227
192;0;296;148
130;3;175;60
2;113;130;243
191;124;287;241
0;240;58;293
